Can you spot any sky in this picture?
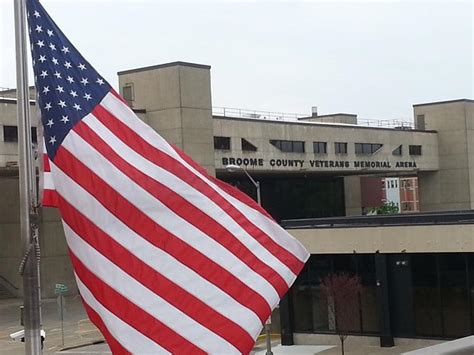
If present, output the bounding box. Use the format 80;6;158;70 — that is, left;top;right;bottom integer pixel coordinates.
1;0;472;120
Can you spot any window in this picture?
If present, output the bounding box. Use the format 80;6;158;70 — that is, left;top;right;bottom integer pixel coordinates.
2;126;37;143
270;139;305;153
355;143;383;155
409;145;422;156
313;141;327;154
213;136;230;150
3;126;17;142
241;138;257;152
31;127;37;144
122;84;134;106
334;142;347;154
392;145;403;156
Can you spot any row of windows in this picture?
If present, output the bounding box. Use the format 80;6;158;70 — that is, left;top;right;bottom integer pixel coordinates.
214;136;423;156
2;125;37;144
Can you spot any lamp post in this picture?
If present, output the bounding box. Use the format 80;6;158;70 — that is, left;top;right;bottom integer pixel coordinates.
225;164;272;355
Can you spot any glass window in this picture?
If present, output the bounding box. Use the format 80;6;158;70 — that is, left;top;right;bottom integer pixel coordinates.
3;126;18;142
439;254;470;337
293;141;305;153
392;145;403;156
313;142;327;154
355;143;382;155
335;142;347;154
31;127;37;144
270;140;305;153
292;263;313;332
2;126;36;143
241;138;257;152
357;255;379;333
309;255;332;332
213;136;230;150
412;254;442;337
409;145;422;156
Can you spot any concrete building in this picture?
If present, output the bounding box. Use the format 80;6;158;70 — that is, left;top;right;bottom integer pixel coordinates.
0;62;473;346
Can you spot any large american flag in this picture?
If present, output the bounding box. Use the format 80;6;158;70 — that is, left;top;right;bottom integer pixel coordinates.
27;0;309;353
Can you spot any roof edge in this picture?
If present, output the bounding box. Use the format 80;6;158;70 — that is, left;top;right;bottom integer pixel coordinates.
118;61;211;76
413;98;474;107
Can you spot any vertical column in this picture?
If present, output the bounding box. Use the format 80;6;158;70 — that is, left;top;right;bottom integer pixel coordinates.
375;253;394;347
344;176;362;216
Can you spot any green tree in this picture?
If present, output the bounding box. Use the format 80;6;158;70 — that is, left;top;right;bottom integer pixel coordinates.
370;201;399;215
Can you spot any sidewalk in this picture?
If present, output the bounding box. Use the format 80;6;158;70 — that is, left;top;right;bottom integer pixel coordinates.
0;296;102;354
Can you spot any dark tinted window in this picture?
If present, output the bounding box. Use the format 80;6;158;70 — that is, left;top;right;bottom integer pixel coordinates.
270;140;305;153
355;143;383;155
313;142;327;154
2;126;36;143
3;126;18;142
409;145;422;155
335;142;347;154
392;145;403;156
213;136;230;150
241;138;257;152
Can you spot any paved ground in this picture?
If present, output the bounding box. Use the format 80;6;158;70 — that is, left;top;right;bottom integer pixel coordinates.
0;296;445;354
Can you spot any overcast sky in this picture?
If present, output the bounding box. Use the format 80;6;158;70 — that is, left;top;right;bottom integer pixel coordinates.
1;0;472;120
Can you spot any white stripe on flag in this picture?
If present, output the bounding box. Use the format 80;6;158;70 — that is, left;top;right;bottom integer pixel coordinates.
76;276;170;354
47;160;262;338
100;93;308;264
64;223;239;354
59;128;279;305
83;114;296;282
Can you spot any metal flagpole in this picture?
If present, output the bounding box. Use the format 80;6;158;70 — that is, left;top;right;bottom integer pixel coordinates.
14;0;42;353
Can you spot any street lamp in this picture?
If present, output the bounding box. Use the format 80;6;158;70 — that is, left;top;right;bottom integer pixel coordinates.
224;164;272;355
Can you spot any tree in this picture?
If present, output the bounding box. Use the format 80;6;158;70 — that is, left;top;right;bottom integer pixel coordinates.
321;273;362;355
370;201;399;215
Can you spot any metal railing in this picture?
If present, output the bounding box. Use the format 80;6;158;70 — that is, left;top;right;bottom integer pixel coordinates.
281;210;474;229
212;106;414;129
212;106;307;121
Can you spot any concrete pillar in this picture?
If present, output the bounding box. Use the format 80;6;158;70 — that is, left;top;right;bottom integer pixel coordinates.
344;175;362;216
118;62;215;176
415;100;474;211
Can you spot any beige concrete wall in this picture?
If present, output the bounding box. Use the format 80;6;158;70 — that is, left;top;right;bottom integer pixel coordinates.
415;100;474;211
118;62;215;175
213;117;439;175
289;223;474;254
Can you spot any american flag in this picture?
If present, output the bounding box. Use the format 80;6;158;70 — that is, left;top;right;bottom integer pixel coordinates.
27;0;309;353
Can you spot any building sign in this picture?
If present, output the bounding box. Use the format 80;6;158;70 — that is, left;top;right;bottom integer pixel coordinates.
221;157;417;170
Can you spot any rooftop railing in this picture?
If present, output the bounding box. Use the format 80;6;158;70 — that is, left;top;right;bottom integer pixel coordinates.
212;106;415;129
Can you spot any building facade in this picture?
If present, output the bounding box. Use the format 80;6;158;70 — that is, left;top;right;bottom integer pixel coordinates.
0;62;473;346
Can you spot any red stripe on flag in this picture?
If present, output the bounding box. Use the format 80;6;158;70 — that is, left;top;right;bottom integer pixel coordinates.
43;153;51;172
58;195;255;353
42;189;60;207
93;104;304;278
70;251;207;354
73;121;289;298
172;145;274;220
53;145;271;321
80;298;131;355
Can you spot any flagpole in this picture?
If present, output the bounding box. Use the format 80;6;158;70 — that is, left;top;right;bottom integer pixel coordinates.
14;0;42;353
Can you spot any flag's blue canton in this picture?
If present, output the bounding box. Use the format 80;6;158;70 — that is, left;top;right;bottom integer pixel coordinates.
26;0;111;159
